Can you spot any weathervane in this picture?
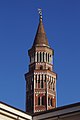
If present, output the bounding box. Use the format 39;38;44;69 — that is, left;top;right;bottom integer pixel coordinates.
38;8;42;20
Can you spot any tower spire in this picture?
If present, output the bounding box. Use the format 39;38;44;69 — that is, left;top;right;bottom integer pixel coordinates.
33;9;49;47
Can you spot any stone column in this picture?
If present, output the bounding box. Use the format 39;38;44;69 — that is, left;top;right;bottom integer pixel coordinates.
44;52;46;62
37;75;38;88
43;74;45;88
34;75;35;89
41;52;43;62
38;52;40;62
35;52;37;62
47;53;48;63
40;74;42;88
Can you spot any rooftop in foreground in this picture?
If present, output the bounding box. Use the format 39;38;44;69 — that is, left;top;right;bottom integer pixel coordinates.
0;101;80;120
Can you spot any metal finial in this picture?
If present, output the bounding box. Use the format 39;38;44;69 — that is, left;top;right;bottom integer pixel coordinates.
38;8;42;20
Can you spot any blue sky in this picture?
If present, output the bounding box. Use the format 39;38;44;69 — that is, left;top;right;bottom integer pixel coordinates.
0;0;80;111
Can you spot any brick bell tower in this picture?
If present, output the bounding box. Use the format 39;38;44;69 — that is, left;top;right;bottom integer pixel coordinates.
25;9;57;113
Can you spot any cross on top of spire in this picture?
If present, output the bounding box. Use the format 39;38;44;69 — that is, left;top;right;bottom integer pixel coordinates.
38;8;42;21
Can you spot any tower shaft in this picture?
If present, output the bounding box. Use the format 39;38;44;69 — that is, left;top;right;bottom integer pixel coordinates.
25;12;57;113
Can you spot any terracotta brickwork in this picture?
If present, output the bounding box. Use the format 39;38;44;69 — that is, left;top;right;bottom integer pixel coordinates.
25;16;57;113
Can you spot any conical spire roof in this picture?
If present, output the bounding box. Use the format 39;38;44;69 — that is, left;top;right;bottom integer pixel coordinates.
33;14;49;47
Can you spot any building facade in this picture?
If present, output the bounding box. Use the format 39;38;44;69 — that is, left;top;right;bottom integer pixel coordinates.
33;102;80;120
0;101;80;120
25;11;57;113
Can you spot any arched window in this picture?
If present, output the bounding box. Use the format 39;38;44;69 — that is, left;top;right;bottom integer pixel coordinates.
38;97;40;105
40;65;43;70
51;98;53;106
49;83;50;89
46;53;47;62
43;52;44;62
41;80;43;88
48;53;49;63
53;83;55;91
38;75;40;83
50;54;51;63
42;96;45;105
45;75;46;82
35;75;37;82
35;75;37;88
48;67;51;71
48;97;53;106
48;97;51;106
37;52;38;62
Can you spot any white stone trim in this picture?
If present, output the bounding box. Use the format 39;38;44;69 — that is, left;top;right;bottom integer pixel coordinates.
0;103;32;120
